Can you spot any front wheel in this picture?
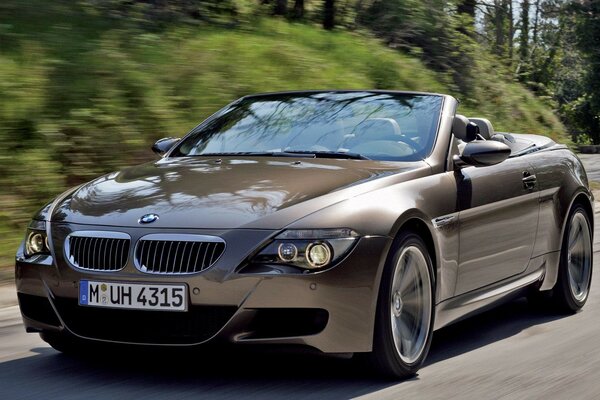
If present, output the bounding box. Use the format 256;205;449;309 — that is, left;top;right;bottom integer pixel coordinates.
366;231;435;379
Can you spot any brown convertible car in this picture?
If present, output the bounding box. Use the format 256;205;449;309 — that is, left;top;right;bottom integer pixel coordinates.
16;91;594;378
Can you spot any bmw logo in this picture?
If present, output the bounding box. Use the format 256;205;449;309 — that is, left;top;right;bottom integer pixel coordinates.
139;213;159;224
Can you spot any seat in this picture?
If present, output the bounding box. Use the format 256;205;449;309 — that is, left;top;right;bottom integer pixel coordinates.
452;114;479;142
469;116;517;145
342;118;403;147
341;118;416;157
285;121;346;151
468;118;494;140
355;118;402;140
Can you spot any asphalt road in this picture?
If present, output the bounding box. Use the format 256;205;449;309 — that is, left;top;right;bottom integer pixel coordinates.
579;153;600;183
1;156;599;399
1;219;599;400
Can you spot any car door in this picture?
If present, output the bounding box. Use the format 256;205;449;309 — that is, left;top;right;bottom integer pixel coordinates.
453;155;540;295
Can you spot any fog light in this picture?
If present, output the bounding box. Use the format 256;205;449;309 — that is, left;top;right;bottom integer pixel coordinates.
278;243;298;262
306;242;332;268
27;232;46;254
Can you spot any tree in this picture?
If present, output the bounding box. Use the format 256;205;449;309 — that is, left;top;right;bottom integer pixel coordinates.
274;0;288;16
493;0;506;56
520;0;530;63
324;0;335;30
458;0;476;18
457;0;477;35
508;0;514;64
293;0;304;19
532;0;541;44
574;0;600;143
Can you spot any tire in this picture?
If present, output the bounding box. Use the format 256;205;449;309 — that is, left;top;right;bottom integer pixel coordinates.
364;231;435;379
528;205;593;313
553;205;593;312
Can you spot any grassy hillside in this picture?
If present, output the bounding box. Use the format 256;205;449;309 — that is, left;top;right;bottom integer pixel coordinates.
0;1;567;268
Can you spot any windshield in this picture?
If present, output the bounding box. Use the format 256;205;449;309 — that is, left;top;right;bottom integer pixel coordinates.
173;92;443;161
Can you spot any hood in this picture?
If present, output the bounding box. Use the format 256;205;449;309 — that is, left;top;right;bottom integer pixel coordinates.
51;157;426;229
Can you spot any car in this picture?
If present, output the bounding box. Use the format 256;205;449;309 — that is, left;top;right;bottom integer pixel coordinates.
15;90;594;378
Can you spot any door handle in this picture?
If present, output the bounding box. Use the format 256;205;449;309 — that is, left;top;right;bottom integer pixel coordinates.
522;173;537;190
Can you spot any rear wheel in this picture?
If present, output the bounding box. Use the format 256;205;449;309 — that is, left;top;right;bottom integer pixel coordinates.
529;205;593;312
554;206;593;312
365;231;435;379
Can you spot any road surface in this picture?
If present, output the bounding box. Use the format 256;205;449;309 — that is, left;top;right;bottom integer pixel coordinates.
579;154;600;183
1;157;599;399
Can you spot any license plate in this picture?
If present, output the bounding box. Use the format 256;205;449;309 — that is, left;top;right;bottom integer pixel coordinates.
79;280;187;311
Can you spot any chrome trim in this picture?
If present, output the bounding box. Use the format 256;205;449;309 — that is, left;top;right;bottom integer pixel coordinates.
432;214;457;229
68;231;131;240
64;231;131;272
137;233;225;243
134;234;226;275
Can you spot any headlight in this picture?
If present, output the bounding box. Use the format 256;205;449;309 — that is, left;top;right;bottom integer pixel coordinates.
306;242;332;268
250;228;359;271
24;220;50;257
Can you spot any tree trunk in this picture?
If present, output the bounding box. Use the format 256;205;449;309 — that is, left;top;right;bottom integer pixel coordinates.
494;0;505;56
323;0;335;30
293;0;304;19
457;0;476;35
520;0;530;62
532;0;541;45
508;0;514;65
274;0;287;16
457;0;476;18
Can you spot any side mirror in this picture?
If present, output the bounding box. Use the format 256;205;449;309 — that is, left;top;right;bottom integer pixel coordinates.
454;140;511;168
152;137;180;157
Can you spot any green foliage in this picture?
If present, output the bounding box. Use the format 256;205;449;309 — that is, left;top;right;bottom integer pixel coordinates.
81;0;248;28
573;0;600;144
366;59;400;90
479;0;600;145
357;0;475;92
0;1;568;267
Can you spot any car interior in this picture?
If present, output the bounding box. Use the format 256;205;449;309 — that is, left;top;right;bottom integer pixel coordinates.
339;118;417;157
452;114;553;158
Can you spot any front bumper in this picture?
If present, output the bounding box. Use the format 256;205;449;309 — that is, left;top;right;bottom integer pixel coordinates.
16;230;390;353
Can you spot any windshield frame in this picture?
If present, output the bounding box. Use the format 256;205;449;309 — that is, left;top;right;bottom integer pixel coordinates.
167;90;446;161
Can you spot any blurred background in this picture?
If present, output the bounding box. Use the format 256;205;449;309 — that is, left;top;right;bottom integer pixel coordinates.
1;0;599;273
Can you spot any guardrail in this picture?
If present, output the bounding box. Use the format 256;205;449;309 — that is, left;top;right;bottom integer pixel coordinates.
578;145;600;154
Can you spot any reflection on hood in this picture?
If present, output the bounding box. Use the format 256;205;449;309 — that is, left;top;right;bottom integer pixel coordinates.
52;157;425;229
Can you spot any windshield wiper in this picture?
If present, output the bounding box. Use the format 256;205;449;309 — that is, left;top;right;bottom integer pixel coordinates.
194;151;369;160
282;150;370;160
195;152;315;158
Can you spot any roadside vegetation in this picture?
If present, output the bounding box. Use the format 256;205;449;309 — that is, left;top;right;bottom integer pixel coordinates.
1;0;591;267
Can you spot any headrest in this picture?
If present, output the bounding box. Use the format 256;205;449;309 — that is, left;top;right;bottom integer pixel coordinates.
468;118;494;140
452;114;479;142
355;118;402;140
